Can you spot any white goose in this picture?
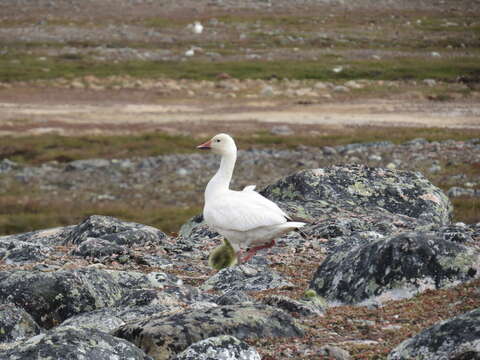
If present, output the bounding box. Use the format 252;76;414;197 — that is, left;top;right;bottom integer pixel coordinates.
197;133;306;268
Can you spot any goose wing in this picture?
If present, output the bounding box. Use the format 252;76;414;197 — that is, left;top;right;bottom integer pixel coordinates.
204;190;288;232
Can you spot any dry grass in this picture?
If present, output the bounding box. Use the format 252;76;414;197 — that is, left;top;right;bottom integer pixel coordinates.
247;266;480;359
2;127;480;165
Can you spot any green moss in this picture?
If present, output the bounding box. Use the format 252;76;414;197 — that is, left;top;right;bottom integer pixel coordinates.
1;52;479;82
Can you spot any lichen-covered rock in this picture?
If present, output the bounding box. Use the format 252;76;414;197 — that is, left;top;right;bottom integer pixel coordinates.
0;239;53;265
215;290;254;306
70;237;129;258
64;214;168;247
0;268;124;328
438;224;475;244
388;307;480;360
0;304;42;343
201;264;292;293
58;304;182;333
310;232;480;305
0;226;74;247
261;165;452;225
174;335;261;360
0;158;19;173
262;295;325;316
317;345;352;360
0;327;152;360
104;270;214;306
114;304;303;360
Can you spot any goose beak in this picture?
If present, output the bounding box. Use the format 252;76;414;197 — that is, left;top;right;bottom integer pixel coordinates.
197;139;212;150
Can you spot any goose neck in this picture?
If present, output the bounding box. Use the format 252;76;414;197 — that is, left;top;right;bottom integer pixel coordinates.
206;151;236;197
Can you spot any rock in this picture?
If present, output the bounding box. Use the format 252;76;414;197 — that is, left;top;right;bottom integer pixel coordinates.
405;138;428;146
368;154;382;162
438;224;475;244
261;165;452;225
447;186;478;197
64;215;167;247
336;141;394;154
322;146;337;155
317;345;352;360
423;79;437;87
58;304;181;333
0;268;123;328
201;264;292;293
262;295;325;316
114;304;303;360
65;158;110;171
388;307;480;360
333;85;349;93
260;85;274;96
215;290;254;305
0;226;73;247
174;335;261;360
0;159;19;173
0;239;53;265
310;232;480;305
344;80;363;89
70;237;129;258
0;304;42;343
0;327;152;360
270;125;293;135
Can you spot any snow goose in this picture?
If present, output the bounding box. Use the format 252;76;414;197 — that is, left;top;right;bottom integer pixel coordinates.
197;133;306;268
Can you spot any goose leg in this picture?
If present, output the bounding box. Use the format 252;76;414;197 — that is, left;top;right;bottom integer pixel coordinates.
239;239;276;263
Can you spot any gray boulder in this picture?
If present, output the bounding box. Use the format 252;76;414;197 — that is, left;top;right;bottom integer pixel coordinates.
261;165;452;225
174;335;261;360
58;304;182;333
0;268;123;328
0;239;53;265
0;327;152;360
0;226;74;247
262;295;325;316
201;264;292;293
0;304;42;343
310;232;480;305
65;214;167;247
70;237;129;258
0;158;19;173
114;304;303;360
388;307;480;360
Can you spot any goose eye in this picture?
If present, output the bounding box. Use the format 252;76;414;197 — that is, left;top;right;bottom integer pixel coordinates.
215;139;221;143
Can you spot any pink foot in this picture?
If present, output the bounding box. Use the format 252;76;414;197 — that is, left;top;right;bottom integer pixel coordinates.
239;239;275;263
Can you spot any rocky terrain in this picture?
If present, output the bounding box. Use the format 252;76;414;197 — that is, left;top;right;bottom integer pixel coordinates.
0;158;479;359
0;0;479;358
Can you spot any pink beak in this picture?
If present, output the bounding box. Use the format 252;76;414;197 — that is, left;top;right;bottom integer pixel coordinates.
196;139;212;150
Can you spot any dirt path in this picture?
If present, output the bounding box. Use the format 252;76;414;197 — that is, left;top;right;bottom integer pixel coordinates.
1;96;479;136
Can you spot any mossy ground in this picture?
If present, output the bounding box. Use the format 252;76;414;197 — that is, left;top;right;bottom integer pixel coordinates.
1;54;479;83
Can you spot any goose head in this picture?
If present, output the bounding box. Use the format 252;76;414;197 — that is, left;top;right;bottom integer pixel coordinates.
197;133;237;156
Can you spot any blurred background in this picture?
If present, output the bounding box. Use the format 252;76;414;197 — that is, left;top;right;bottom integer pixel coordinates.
0;0;479;235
